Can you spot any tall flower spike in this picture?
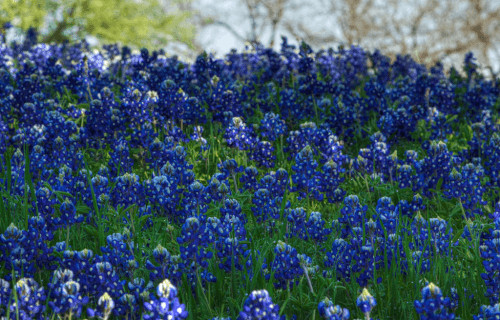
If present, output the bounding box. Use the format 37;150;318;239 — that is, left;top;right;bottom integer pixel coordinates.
318;297;350;320
237;289;283;320
143;279;188;320
357;288;376;320
414;282;455;320
99;292;115;319
157;279;176;298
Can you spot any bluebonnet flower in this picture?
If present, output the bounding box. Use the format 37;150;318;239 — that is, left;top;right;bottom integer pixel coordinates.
146;244;182;284
9;278;47;320
357;288;376;320
429;78;455;115
484;133;500;188
368;133;397;181
285;123;316;158
112;173;145;208
87;261;125;300
98;232;135;279
114;293;140;319
252;188;281;227
58;197;84;228
411;250;431;274
286;207;308;240
428;109;453;140
415;141;452;197
325;206;379;286
239;166;259;192
491;201;500;221
353;148;374;176
306;211;332;243
273;168;290;197
409;214;452;273
463;51;478;79
292;145;323;201
410;194;426;213
443;163;487;218
480;222;500;304
474;303;500;320
120;87;152;128
465;120;490;161
374;196;398;234
225;117;255;151
172;91;206;125
382;233;408;272
319;132;346;165
207;83;244;123
87;292;115;319
317;159;345;203
318;298;350;319
0;279;11;317
182;180;212;219
267;240;309;289
26;215;57;270
350;233;376;287
20;102;43;128
147;138;169;171
377;100;422;140
74;170;98;208
51;165;76;195
259;169;289;198
35;186;59;231
84;99;112;146
0;220;54;280
108;139;133;176
191;125;209;151
56;248;91;286
127;277;154;304
0;120;8;155
177;216;216;286
217;198;242;222
249;140;276;168
449;288;459;311
207;173;232;202
260;112;286;141
279;88;310;121
414;283;455;320
216;235;251;273
337;195;368;238
325;97;360;140
237;289;283;320
144;173;180;218
398;164;415;189
218;159;244;187
143;279;188;320
165;145;195;187
48;269;89;318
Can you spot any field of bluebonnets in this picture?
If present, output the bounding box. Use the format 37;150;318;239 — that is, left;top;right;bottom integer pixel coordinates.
0;29;499;320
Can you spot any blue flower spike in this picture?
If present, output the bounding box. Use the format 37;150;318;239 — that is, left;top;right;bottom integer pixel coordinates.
357;288;376;320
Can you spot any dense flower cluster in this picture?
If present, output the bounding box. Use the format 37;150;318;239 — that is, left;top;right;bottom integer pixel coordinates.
0;27;499;319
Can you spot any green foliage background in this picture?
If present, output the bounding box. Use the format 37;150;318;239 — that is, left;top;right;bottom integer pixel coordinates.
0;0;195;49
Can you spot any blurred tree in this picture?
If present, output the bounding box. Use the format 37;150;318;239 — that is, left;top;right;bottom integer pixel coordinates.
0;0;195;49
195;0;499;70
194;0;292;48
285;0;500;67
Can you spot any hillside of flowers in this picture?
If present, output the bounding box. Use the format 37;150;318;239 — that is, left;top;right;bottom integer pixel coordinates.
0;30;499;319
